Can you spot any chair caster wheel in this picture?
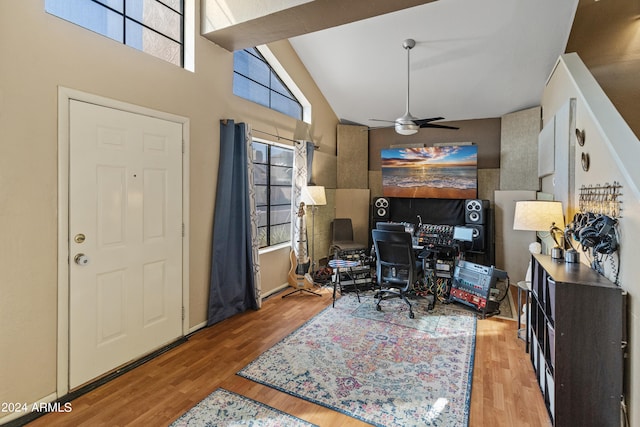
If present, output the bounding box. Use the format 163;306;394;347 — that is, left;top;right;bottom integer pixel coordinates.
376;305;382;311
409;312;415;319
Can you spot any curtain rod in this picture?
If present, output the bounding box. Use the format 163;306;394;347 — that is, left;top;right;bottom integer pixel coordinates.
252;128;300;144
220;120;318;149
252;128;318;150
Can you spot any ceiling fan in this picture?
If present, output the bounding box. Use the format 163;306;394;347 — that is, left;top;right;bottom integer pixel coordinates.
369;38;459;135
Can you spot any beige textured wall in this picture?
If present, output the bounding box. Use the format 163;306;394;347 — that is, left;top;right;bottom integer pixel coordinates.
499;106;541;191
0;1;337;413
337;124;368;188
335;189;371;247
478;169;500;203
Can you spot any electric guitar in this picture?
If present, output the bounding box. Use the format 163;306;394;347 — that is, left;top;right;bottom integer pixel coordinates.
288;202;313;289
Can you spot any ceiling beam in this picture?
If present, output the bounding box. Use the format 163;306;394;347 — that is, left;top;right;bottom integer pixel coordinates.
202;0;438;51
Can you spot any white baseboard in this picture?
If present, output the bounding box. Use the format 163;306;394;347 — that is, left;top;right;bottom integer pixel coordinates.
262;283;289;299
188;321;207;335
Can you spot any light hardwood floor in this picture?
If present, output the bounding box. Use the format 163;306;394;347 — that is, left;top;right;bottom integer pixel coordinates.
26;287;551;427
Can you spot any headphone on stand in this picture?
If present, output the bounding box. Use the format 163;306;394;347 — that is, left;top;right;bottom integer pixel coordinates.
575;213;619;255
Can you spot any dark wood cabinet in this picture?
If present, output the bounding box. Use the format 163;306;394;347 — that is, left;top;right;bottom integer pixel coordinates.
529;254;625;427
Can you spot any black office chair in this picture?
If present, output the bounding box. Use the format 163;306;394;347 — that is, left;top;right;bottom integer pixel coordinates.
371;229;417;318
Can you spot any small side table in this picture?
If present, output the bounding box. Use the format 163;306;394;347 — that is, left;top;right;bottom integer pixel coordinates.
328;259;362;307
514;280;531;353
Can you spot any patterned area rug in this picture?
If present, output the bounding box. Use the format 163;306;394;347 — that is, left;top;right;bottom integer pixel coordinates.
171;388;318;427
238;295;476;427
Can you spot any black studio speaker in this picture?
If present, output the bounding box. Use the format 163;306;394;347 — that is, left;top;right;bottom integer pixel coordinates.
372;197;390;220
465;224;486;252
465;199;490;225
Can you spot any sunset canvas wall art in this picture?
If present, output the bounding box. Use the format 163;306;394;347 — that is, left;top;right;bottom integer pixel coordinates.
381;145;478;199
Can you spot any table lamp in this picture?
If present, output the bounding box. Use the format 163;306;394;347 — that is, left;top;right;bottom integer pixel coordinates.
513;200;565;260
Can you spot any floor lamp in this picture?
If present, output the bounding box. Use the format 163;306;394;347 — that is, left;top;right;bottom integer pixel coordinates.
301;185;326;283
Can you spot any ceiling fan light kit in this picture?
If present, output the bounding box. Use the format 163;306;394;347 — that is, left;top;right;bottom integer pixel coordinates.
370;38;459;135
395;114;419;135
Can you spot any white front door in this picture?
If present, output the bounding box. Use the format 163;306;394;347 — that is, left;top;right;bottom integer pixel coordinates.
69;100;183;388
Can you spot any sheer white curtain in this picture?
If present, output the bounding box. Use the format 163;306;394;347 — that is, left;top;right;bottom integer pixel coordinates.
245;124;262;308
291;141;312;263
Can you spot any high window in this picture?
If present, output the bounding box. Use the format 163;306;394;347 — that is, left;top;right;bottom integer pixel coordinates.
252;140;294;249
234;48;303;120
45;0;185;67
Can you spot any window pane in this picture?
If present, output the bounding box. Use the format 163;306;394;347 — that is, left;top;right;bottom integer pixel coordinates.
257;227;267;248
45;0;183;67
233;48;303;120
272;92;303;120
46;0;124;42
252;143;268;164
255;184;268;206
270;223;291;246
271;205;291;225
253;165;267;186
158;0;182;13
233;75;270;108
125;0;182;41
271;146;293;167
125;19;181;66
270;165;292;186
95;0;124;12
233;50;270;86
271;186;291;205
256;206;267;227
270;71;294;98
252;141;293;249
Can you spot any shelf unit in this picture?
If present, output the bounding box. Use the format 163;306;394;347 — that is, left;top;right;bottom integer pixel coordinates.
529;254;625;426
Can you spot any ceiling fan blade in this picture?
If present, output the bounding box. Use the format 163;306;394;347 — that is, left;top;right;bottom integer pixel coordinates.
419;123;459;130
367;125;396;131
413;117;445;126
368;118;398;124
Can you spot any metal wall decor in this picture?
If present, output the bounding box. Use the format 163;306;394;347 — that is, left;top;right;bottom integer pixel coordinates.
576;128;589;171
581;152;590;171
576;128;585;146
578;182;623;218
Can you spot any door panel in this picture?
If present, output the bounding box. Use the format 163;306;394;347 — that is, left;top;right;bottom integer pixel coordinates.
69;100;183;388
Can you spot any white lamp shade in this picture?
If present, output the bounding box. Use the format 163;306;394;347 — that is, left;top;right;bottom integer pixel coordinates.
301;186;326;206
513;201;565;231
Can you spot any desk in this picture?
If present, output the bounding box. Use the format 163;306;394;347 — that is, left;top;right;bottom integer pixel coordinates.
514;280;531;353
328;259;363;307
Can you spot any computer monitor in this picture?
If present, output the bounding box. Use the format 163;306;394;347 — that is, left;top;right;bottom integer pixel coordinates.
453;226;474;242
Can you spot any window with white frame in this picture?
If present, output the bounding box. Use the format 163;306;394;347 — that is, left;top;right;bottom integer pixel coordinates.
252;140;294;249
234;48;303;121
45;0;185;67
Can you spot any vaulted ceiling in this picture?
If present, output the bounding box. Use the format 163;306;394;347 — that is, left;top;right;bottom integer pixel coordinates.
203;1;583;129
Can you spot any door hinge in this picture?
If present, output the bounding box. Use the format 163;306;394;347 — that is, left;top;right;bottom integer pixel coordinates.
182;141;185;154
182;306;185;320
182;223;185;237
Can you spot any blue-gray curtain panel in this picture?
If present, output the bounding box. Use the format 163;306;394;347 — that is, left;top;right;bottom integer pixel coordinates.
306;141;314;185
207;120;258;326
